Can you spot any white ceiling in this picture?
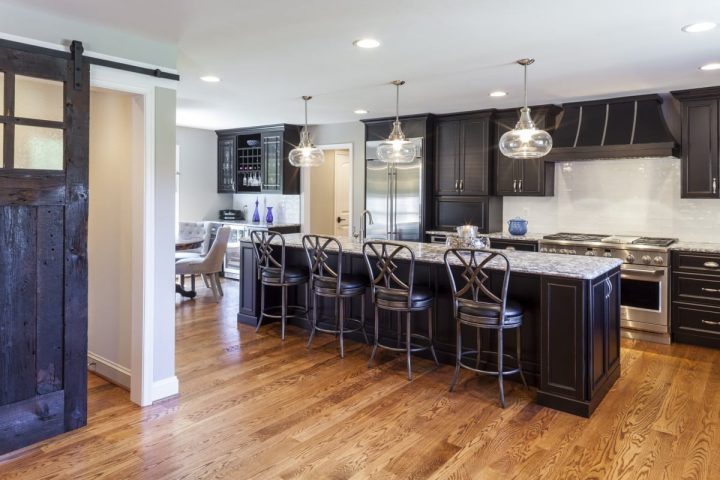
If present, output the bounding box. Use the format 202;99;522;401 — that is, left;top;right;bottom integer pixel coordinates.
6;0;720;130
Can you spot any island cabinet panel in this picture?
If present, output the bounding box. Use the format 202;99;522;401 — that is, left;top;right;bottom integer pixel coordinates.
239;239;621;417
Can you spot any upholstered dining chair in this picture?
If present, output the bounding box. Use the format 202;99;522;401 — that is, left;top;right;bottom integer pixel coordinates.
176;227;231;302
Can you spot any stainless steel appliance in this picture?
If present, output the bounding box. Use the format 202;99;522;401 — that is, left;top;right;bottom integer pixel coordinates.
538;233;676;344
365;138;423;241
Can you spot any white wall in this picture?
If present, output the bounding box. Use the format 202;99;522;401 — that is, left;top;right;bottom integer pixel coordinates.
176;126;232;221
503;157;720;242
308;121;365;231
0;4;176;69
88;89;137;389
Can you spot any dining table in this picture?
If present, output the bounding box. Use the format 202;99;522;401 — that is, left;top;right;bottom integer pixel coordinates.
176;237;204;298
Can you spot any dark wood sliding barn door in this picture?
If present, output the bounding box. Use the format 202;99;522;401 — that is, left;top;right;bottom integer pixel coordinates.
0;42;89;454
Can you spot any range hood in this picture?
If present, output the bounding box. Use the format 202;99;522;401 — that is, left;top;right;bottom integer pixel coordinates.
544;94;680;161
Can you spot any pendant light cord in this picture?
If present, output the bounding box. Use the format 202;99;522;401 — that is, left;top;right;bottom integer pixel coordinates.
304;98;309;131
395;83;400;122
523;63;528;109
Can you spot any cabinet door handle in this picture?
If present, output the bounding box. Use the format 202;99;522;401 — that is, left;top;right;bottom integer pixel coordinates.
702;319;720;326
513;180;517;192
454;179;459;191
605;278;613;300
518;179;523;192
701;287;720;293
704;261;720;268
714;178;718;195
459;179;464;191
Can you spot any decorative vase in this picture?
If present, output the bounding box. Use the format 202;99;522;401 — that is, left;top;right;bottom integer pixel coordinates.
507;217;528;236
252;197;260;223
265;206;273;224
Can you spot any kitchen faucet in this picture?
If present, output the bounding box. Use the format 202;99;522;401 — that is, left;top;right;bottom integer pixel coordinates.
360;210;374;241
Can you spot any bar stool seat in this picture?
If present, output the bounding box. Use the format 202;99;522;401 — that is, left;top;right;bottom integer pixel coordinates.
458;299;523;325
261;267;308;285
313;273;367;296
376;286;434;310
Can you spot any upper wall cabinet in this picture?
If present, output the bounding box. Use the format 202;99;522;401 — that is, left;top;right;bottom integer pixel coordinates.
434;112;493;196
215;124;302;195
672;88;720;199
494;106;560;197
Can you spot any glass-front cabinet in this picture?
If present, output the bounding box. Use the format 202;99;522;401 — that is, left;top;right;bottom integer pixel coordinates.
215;124;301;195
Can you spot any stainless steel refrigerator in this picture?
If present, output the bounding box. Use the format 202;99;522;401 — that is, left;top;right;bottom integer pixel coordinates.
365;138;423;241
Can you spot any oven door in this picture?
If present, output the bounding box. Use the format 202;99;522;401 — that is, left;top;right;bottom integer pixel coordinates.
620;264;668;333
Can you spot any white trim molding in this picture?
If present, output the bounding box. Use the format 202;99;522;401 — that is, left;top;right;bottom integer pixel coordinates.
152;376;179;402
88;352;131;390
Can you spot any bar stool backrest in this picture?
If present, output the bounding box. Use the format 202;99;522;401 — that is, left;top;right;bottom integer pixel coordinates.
302;235;342;292
250;230;287;283
363;240;415;309
444;248;511;325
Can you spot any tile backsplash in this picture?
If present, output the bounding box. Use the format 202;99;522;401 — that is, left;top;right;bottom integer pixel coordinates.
503;157;720;242
233;193;301;224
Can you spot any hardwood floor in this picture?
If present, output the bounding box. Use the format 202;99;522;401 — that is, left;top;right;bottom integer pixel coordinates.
2;279;720;479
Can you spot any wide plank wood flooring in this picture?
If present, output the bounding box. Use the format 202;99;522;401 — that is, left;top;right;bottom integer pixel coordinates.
2;279;720;479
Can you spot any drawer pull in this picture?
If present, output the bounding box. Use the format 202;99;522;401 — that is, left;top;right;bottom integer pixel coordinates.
701;319;720;326
702;287;720;293
704;261;720;268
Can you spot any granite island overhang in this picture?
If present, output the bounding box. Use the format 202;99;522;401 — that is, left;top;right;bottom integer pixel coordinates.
237;234;623;417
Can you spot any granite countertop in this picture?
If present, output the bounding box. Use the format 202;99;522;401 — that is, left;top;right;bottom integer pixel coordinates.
425;230;547;242
275;234;621;280
215;219;300;228
669;241;720;254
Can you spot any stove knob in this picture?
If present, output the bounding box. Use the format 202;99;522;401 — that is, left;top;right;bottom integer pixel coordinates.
585;250;595;256
653;256;664;265
559;249;567;254
549;248;557;254
567;249;576;255
626;254;635;263
539;247;548;253
604;252;613;258
641;255;652;265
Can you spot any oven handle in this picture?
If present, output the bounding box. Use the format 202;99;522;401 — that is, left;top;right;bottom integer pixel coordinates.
621;268;664;276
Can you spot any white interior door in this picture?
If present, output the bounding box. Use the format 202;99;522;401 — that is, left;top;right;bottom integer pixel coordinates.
334;150;350;237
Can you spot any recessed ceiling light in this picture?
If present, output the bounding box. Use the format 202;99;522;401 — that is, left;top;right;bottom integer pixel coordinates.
200;75;221;82
700;62;720;71
489;91;508;97
353;38;380;49
354;109;369;114
682;22;717;33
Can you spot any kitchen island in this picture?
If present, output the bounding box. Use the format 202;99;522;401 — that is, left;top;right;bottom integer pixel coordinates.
237;234;622;417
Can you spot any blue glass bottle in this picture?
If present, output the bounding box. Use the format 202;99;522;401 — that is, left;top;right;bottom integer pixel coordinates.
265;206;274;224
252;197;260;223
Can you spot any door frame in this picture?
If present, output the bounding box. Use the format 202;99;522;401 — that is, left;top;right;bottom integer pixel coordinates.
90;66;175;406
301;143;354;235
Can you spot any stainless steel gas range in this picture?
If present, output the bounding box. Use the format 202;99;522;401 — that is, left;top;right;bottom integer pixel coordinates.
538;233;677;344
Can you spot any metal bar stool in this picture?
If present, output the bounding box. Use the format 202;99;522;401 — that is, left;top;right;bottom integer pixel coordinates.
444;248;527;408
251;230;309;340
363;241;439;380
303;235;369;358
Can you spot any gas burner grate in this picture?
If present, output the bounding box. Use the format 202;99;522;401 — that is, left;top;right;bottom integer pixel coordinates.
631;237;677;247
543;232;610;242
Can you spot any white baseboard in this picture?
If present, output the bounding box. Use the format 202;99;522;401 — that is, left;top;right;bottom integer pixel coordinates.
88;352;131;390
152;376;179;402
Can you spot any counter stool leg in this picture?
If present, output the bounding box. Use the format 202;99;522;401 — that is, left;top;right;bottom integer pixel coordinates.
498;328;505;408
428;306;439;366
360;295;369;344
368;306;379;368
305;283;309;323
307;291;317;348
191;274;196;292
449;319;462;392
215;273;223;296
476;329;482;370
256;283;265;332
516;326;528;389
396;313;401;348
339;298;345;359
281;285;287;341
406;311;412;381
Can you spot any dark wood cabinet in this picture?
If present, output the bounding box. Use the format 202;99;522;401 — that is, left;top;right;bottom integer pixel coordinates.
217;136;236;193
494;107;559;196
434;113;492;196
434;196;502;233
588;271;620;398
672;87;720;198
215;124;301;195
489;238;538;252
672;250;720;348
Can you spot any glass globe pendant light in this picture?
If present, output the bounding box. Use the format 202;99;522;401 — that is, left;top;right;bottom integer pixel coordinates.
376;80;417;163
499;59;553;159
288;96;325;167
